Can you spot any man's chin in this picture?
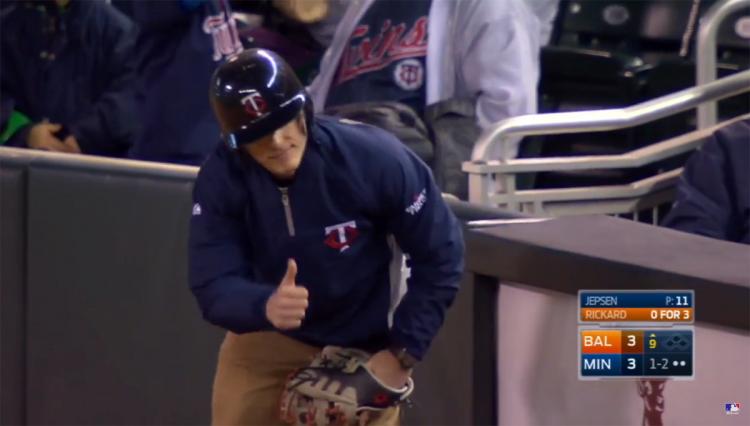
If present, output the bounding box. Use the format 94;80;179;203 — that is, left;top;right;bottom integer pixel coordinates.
269;165;298;180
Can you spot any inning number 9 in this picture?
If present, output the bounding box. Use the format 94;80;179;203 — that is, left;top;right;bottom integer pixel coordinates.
627;335;636;347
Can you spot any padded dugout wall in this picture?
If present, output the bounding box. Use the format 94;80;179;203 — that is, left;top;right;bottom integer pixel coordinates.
1;148;748;425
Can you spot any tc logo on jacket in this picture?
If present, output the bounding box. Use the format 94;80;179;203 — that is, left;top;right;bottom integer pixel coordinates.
324;220;359;252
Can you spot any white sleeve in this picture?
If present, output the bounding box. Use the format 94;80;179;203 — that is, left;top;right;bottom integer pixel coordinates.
456;1;541;157
525;0;562;45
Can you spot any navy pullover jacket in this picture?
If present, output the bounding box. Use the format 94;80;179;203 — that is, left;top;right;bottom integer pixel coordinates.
189;116;464;359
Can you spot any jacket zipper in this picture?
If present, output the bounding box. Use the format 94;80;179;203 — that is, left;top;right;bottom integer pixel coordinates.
279;187;296;237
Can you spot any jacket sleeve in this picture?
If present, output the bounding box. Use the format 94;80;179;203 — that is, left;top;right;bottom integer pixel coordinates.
661;123;745;242
379;137;465;360
68;8;140;155
456;0;540;158
189;154;275;333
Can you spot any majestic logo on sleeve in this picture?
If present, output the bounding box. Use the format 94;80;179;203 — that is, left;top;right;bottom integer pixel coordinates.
324;220;359;252
203;13;243;61
335;16;428;85
192;203;202;216
241;91;268;119
405;189;427;215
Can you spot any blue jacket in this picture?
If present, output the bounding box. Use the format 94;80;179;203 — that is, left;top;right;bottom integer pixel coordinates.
1;0;138;155
189;116;464;359
663;118;750;244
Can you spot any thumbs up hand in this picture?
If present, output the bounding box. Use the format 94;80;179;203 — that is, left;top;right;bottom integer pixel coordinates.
265;259;309;330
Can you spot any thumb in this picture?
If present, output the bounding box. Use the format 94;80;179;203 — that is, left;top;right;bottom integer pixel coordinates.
358;410;371;426
279;258;297;287
45;123;62;132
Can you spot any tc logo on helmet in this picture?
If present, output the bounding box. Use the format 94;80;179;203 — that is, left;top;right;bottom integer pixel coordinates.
241;91;268;119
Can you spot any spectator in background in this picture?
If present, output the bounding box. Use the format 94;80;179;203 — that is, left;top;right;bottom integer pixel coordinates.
118;0;336;166
662;116;750;244
232;0;330;84
0;0;138;156
114;0;243;165
310;0;540;135
307;0;541;198
305;0;349;49
231;0;337;84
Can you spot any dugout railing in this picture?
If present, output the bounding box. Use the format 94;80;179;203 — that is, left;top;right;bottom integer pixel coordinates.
466;0;749;215
463;69;750;216
697;0;750;128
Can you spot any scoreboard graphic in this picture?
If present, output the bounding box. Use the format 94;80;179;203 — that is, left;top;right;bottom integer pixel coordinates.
578;290;695;380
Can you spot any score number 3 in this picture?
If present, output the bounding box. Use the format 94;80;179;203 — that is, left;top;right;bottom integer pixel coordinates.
625;333;640;371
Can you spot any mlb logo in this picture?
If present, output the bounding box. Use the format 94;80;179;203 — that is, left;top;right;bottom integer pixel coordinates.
725;402;740;415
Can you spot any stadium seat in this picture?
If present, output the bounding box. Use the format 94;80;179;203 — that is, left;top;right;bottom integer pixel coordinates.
529;0;750;190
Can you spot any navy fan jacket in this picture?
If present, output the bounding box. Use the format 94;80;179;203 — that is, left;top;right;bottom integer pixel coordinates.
662;118;749;244
189;116;464;359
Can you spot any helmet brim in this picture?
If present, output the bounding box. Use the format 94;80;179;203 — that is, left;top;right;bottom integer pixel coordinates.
224;93;306;149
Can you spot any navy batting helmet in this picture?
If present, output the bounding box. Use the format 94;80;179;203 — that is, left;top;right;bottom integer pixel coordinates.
209;49;311;149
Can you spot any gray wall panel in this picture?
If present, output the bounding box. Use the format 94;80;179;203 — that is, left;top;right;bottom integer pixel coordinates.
26;168;222;425
0;166;27;426
405;273;475;424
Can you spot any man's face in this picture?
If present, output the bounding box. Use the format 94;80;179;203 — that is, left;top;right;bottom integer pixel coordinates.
242;113;307;180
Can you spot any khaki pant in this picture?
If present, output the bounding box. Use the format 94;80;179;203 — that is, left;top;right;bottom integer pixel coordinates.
212;331;400;426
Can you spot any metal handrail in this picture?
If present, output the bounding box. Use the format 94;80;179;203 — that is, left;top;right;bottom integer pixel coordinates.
475;168;681;217
463;113;748;175
696;0;750;129
0;146;199;179
469;69;750;162
490;169;682;205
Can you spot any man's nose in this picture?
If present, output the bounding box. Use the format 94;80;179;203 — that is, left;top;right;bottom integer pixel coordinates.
269;130;285;148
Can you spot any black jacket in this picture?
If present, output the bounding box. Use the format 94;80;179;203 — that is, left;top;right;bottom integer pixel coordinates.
1;0;138;155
